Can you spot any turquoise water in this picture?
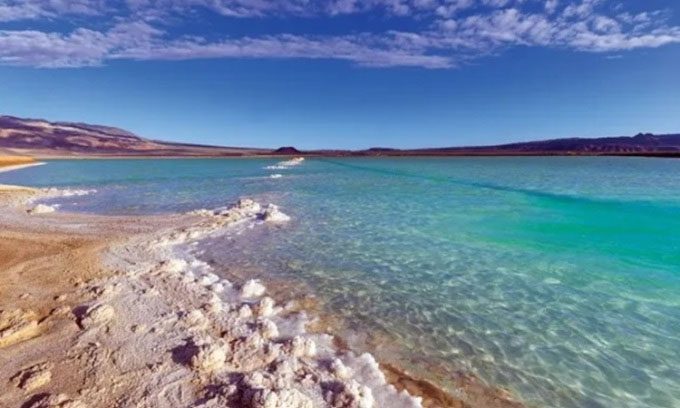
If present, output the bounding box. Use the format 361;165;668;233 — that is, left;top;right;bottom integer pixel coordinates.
3;157;680;407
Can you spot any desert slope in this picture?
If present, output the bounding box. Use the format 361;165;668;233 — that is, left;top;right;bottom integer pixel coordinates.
0;116;270;157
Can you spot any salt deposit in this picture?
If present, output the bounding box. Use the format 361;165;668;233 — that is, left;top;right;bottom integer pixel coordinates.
191;339;229;373
281;157;305;166
264;157;305;170
256;297;276;317
23;187;97;214
0;189;430;408
257;318;280;339
26;204;57;214
163;258;188;273
241;279;267;298
250;388;314;408
290;335;317;358
54;188;97;197
39;187;96;197
262;204;291;223
78;303;115;328
23;197;424;408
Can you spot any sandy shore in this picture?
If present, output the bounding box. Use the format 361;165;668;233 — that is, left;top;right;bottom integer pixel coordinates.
0;185;523;408
0;156;45;173
0;162;45;173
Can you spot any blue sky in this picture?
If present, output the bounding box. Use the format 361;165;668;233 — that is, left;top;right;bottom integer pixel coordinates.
1;0;679;149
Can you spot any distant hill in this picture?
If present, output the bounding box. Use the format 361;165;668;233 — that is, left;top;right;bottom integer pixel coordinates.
310;133;680;157
0;115;270;157
436;133;680;156
273;146;302;155
2;115;678;158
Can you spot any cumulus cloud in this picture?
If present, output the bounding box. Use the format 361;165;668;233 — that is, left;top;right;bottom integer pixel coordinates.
0;0;678;68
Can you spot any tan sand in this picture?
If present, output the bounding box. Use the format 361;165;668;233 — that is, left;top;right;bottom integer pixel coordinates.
0;187;524;408
0;156;45;173
0;155;35;166
0;186;171;407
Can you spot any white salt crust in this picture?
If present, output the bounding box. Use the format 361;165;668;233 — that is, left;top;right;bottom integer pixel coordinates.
94;198;424;408
264;157;305;170
26;187;97;214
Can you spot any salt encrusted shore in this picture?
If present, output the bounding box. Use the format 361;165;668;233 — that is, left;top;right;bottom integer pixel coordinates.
102;198;423;407
0;185;524;408
0;187;423;408
0;162;45;173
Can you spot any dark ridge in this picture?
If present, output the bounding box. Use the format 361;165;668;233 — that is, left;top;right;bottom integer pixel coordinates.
273;146;301;155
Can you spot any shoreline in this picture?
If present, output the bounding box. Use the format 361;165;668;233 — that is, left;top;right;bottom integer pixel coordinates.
20;153;680;160
0;186;523;408
0;162;45;173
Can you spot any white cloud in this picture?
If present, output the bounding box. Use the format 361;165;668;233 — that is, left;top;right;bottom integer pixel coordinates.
118;33;455;68
0;23;455;68
0;21;160;67
0;0;109;21
0;0;678;68
545;0;559;15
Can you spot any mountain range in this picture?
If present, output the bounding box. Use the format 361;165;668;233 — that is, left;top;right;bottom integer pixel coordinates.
1;115;679;158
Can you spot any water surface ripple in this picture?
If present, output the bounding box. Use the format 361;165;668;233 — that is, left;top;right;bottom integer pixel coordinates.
3;157;679;407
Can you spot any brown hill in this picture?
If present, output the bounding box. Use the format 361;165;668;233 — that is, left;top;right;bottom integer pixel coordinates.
0;116;270;157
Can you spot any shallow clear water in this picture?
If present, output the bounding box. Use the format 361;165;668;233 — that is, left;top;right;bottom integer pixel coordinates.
3;157;680;407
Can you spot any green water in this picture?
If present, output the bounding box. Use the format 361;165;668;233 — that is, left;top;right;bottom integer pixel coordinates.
3;157;679;407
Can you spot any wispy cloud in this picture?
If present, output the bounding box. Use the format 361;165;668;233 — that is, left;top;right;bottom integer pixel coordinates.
0;0;678;68
0;0;109;21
